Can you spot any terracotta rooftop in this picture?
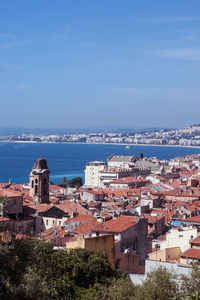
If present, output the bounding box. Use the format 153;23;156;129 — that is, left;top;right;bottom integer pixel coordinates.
92;215;139;233
184;215;200;223
143;214;164;224
190;235;200;245
56;201;91;215
180;248;200;259
110;176;147;184
71;217;99;236
65;214;92;225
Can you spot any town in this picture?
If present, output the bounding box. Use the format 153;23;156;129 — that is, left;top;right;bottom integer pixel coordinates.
1;152;200;282
1;124;200;147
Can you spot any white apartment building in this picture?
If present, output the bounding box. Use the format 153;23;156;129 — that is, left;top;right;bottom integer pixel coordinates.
153;227;198;252
107;155;138;168
85;161;107;187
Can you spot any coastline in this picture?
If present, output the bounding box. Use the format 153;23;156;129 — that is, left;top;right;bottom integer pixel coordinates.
1;140;200;149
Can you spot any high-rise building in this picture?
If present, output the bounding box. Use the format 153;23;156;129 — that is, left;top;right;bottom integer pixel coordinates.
85;161;107;187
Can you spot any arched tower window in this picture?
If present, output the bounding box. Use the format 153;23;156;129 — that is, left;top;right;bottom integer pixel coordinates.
35;184;38;194
43;178;47;194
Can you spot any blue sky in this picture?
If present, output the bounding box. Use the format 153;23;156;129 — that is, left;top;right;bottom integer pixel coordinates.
1;0;200;129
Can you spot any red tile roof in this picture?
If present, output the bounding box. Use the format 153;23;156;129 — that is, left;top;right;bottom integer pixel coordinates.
181;248;200;259
143;214;164;224
24;203;50;213
71;217;99;236
65;214;92;225
110;176;147;184
190;235;200;245
56;201;91;215
184;215;200;223
92;215;139;233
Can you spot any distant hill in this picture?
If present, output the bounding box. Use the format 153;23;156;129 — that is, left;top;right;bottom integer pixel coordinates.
0;126;172;136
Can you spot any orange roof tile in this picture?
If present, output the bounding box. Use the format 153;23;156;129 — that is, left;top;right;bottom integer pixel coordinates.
181;248;200;259
92;215;139;233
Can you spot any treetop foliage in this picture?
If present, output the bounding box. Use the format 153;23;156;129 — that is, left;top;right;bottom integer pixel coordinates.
1;237;200;299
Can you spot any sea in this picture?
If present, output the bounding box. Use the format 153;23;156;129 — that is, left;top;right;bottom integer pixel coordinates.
0;142;200;185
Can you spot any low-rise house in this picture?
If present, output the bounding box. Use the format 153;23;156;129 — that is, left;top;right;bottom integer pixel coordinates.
64;214;94;232
91;215;149;264
143;214;165;239
148;247;181;262
24;201;91;233
129;204;149;216
140;195;161;209
0;190;23;217
182;215;200;231
109;176;148;190
153;227;198;252
190;235;200;248
0;216;34;234
180;248;200;265
80;189;105;202
66;234;115;269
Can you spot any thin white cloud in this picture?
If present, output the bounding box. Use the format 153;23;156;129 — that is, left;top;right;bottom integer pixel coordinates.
136;47;200;61
106;87;158;94
50;28;70;42
154;48;200;60
0;61;25;70
0;29;70;49
0;33;15;40
16;83;31;90
180;34;200;41
77;42;97;47
0;39;39;49
134;16;200;23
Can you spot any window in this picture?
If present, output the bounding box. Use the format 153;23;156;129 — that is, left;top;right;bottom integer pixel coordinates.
46;220;48;225
59;221;61;225
32;180;34;188
179;235;183;238
52;220;55;225
43;178;47;194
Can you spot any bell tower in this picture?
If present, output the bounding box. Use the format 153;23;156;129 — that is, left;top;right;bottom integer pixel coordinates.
29;157;50;204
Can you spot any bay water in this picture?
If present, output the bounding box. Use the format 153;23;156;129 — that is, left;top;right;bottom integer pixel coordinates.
0;142;200;184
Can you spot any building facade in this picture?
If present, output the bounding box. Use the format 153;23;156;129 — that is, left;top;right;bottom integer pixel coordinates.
85;161;107;187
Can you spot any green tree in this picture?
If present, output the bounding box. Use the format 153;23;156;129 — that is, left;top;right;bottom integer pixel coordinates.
0;196;9;217
68;177;83;188
181;263;200;300
134;266;179;300
0;238;130;299
13;267;50;300
82;276;135;300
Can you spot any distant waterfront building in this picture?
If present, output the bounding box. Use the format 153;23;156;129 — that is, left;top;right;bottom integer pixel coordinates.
107;155;138;168
85;161;107;187
29;157;50;204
